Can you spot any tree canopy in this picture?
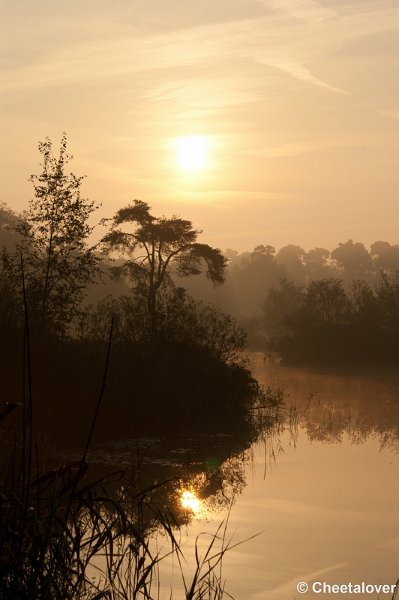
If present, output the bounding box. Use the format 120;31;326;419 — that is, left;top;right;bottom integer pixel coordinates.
2;134;99;336
101;199;227;334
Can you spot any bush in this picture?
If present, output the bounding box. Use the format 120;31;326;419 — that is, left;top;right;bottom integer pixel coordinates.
263;276;399;365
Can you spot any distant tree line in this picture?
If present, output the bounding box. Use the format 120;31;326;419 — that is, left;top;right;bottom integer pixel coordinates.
180;240;399;320
261;276;399;364
177;232;399;365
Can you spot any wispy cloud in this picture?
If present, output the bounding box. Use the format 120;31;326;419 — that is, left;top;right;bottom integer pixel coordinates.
3;0;394;98
379;108;399;121
257;56;350;94
261;0;336;23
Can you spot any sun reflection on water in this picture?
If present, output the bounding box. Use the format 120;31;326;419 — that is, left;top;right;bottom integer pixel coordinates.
180;490;202;515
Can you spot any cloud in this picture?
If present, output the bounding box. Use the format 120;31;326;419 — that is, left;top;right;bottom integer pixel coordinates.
0;0;397;123
0;1;365;97
257;56;350;94
336;27;399;55
261;0;336;22
142;76;260;116
245;142;338;158
379;108;399;121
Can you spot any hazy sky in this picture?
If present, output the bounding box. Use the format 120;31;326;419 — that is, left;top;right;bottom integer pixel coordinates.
1;0;398;252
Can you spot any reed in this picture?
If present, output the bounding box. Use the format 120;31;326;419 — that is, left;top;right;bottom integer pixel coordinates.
0;271;250;599
0;430;245;599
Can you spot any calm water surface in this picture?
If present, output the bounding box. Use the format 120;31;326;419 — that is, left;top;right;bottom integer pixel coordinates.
159;354;399;599
84;354;399;599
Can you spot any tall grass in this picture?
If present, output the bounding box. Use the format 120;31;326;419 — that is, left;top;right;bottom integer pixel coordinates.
0;273;252;599
0;423;246;599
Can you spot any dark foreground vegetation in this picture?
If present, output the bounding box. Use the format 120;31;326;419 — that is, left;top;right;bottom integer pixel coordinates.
0;354;270;599
0;136;276;598
0;134;263;442
261;276;399;365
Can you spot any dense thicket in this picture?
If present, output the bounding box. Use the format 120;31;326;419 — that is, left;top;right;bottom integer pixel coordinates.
262;276;399;365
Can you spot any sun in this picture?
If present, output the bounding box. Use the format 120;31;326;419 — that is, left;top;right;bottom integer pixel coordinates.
174;135;210;173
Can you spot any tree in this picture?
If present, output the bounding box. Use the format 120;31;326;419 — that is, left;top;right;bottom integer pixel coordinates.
267;278;351;363
229;244;281;316
0;203;20;251
101;200;227;336
3;134;99;336
331;239;372;281
371;241;399;276
262;279;304;339
0;205;21;337
304;247;331;280
301;279;349;326
275;244;306;282
250;245;275;262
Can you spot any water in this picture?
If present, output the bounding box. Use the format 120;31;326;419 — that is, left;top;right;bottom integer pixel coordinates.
81;353;399;599
157;355;399;599
192;431;399;599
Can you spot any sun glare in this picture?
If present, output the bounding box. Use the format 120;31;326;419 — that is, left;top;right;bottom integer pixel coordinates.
175;135;210;173
180;490;202;514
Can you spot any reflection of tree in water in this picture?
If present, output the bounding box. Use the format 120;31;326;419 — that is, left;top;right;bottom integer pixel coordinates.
88;406;280;535
187;451;249;511
83;363;399;556
275;367;399;451
112;453;250;534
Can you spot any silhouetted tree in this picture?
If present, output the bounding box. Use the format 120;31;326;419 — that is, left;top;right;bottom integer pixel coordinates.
371;241;399;276
251;244;275;261
262;279;303;339
267;278;351;362
374;273;399;334
3;134;99;336
275;244;306;282
0;205;20;335
304;247;332;280
227;245;281;316
331;239;372;281
350;279;378;322
262;273;399;364
0;203;20;252
301;279;349;326
101;200;227;336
